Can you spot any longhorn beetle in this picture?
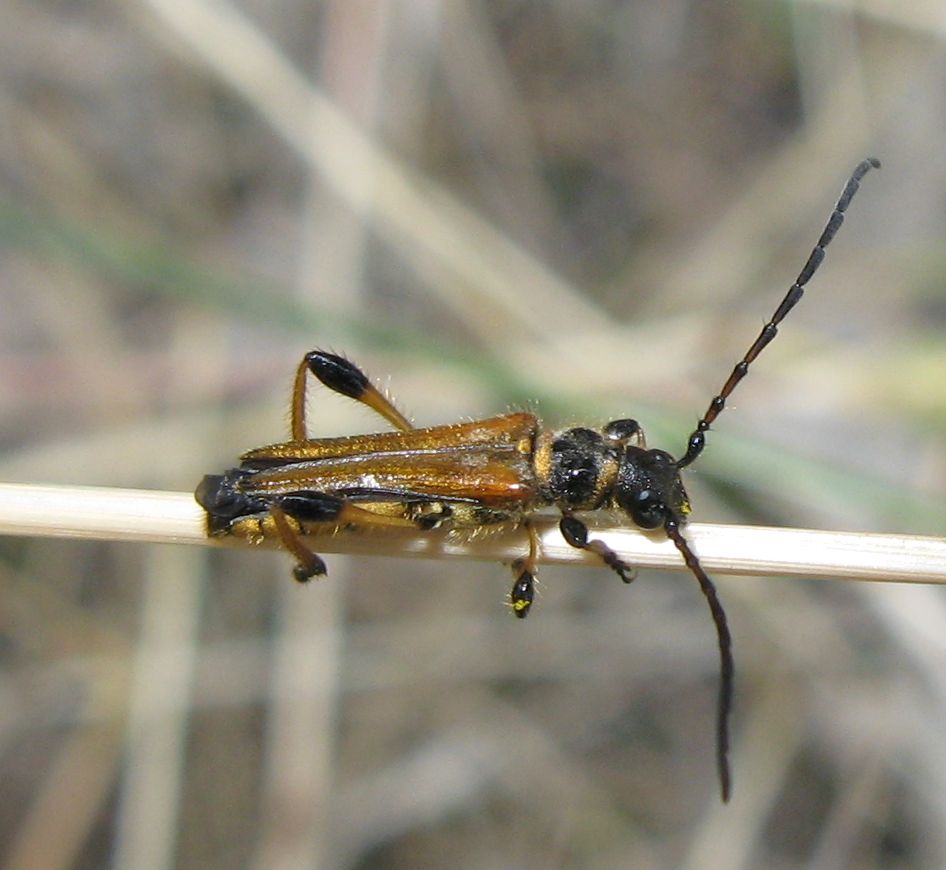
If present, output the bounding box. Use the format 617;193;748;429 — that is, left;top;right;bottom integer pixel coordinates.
196;158;879;802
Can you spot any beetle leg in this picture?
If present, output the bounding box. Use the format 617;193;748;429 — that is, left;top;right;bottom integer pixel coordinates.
278;492;439;531
292;350;413;439
559;514;637;584
509;520;539;618
603;418;647;449
270;492;457;582
269;504;328;582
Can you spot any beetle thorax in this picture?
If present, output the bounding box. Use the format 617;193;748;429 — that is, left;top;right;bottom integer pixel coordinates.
534;427;622;511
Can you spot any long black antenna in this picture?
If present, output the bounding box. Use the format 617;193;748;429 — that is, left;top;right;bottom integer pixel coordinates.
665;518;733;802
677;157;880;469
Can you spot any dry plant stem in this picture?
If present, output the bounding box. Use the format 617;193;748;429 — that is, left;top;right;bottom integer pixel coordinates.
0;482;945;584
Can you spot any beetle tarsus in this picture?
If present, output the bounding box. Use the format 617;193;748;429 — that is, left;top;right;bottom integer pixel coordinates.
292;557;327;583
510;565;535;618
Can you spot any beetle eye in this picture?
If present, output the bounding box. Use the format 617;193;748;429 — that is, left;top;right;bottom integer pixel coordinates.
630;491;665;529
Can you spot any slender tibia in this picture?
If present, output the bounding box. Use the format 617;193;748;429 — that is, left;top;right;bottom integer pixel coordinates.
269;504;327;582
270;492;444;583
559;515;637;584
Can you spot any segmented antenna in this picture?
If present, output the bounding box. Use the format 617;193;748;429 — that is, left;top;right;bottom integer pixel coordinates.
677;158;880;469
665;518;734;802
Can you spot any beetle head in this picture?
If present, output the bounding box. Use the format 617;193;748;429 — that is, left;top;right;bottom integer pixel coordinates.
613;446;691;531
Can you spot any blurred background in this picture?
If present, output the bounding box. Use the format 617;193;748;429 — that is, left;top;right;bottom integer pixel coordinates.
2;1;946;868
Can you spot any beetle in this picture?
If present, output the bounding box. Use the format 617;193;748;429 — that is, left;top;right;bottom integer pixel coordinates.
196;158;879;802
